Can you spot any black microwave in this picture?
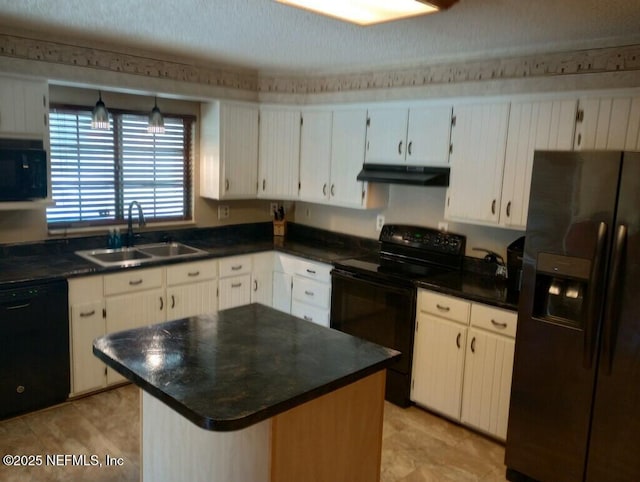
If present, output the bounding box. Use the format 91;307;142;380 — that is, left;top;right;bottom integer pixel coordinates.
0;140;48;201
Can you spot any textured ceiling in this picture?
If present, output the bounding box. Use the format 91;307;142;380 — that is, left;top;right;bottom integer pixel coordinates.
0;0;639;75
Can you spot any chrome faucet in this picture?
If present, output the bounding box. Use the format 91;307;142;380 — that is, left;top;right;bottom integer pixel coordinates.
126;201;146;247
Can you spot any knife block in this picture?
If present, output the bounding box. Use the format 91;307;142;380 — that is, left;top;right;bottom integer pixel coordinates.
273;220;286;237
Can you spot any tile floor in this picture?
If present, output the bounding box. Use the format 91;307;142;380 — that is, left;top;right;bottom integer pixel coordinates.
0;385;507;481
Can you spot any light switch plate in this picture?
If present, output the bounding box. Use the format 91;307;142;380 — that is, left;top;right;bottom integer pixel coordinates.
376;214;385;231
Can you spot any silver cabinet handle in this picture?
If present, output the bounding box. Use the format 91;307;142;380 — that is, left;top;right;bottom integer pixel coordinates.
80;310;96;318
253;280;258;292
330;184;335;196
304;290;314;296
471;337;476;353
129;279;143;286
231;265;243;271
436;304;450;312
408;141;413;156
306;269;316;275
398;140;403;155
188;271;200;277
304;315;313;322
225;179;229;191
159;297;164;310
323;183;327;196
171;295;175;309
491;199;496;215
456;332;461;349
262;179;266;191
506;201;511;218
231;282;242;288
490;318;508;329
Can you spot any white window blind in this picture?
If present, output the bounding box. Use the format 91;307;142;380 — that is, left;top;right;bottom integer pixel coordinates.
47;107;193;228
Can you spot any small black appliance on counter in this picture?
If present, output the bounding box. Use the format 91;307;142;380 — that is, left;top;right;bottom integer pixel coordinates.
506;236;525;292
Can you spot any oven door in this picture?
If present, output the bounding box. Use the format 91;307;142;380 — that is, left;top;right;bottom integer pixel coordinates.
330;268;416;407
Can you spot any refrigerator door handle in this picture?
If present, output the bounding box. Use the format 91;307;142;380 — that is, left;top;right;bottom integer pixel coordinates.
583;221;608;369
602;223;627;374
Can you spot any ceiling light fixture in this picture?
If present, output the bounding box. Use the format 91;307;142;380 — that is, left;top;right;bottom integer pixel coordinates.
148;97;165;134
274;0;457;26
91;91;110;130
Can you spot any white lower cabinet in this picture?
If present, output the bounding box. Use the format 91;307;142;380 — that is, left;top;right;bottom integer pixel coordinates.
68;276;106;396
272;253;331;327
166;259;218;320
218;255;252;310
251;252;274;306
411;288;517;440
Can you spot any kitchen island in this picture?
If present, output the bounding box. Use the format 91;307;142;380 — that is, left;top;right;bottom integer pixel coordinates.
93;303;399;482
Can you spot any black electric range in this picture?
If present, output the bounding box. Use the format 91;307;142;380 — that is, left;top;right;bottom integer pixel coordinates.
330;224;466;407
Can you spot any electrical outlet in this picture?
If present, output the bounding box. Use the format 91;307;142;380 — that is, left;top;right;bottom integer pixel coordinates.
269;202;278;216
438;221;449;232
218;205;230;220
376;214;385;231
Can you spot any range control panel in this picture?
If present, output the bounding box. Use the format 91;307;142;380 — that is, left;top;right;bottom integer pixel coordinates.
379;224;466;256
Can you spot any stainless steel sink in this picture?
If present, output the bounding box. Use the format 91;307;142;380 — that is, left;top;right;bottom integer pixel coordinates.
137;242;203;257
75;242;208;268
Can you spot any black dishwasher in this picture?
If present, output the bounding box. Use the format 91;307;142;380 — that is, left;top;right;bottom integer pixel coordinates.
0;280;70;419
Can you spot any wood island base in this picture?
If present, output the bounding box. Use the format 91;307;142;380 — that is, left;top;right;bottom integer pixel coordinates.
141;370;386;482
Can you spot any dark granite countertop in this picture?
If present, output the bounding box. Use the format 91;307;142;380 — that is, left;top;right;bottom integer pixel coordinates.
93;303;400;431
415;271;519;311
0;222;518;309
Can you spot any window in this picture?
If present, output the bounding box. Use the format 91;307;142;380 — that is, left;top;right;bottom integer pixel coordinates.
46;105;194;229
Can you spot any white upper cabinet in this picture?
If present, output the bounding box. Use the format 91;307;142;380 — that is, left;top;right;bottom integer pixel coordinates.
574;95;640;150
445;102;510;225
200;101;259;200
501;99;577;229
297;107;388;209
258;107;301;200
299;110;332;203
0;75;48;139
365;104;452;166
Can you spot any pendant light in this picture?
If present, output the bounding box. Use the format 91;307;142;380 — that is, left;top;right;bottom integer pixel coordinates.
148;97;165;134
91;91;110;130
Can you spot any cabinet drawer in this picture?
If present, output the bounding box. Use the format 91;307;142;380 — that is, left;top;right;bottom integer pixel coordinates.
166;259;217;286
68;275;103;304
470;303;517;338
293;259;332;283
291;300;330;327
104;267;163;296
219;255;252;278
292;277;331;309
417;290;470;324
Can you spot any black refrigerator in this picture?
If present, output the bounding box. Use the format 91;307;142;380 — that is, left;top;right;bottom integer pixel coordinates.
505;150;640;482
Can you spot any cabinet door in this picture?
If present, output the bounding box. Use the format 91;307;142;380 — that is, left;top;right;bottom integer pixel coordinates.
218;274;251;311
574;96;640;150
329;109;368;208
501;99;577;228
221;103;259;198
406;105;452;166
200;102;259;200
365;107;408;165
0;76;47;137
258;108;301;199
252;252;274;306
70;300;106;395
411;312;467;420
299;110;332;203
272;271;293;313
446;103;510;224
105;288;165;384
461;328;515;440
167;280;217;321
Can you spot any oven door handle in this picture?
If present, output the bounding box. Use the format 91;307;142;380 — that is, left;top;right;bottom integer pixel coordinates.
331;269;413;295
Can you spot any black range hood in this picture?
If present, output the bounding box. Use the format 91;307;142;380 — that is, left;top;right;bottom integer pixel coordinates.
356;164;449;186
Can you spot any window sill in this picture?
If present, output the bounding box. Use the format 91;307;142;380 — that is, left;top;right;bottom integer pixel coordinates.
48;220;197;237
